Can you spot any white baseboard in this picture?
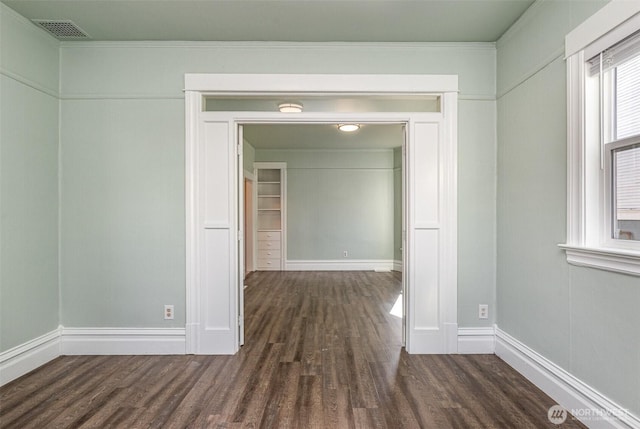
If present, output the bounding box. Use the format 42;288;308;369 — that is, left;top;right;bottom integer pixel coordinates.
0;327;61;386
285;259;395;271
495;327;639;429
457;327;495;354
60;328;186;355
393;259;403;272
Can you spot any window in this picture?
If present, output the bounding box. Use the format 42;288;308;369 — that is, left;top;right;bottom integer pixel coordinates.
563;3;640;276
613;143;640;240
590;43;640;243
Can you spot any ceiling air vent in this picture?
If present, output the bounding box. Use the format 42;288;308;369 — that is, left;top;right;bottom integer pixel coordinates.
32;20;90;39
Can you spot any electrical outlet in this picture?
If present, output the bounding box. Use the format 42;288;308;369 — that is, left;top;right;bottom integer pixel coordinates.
478;304;488;320
164;305;174;320
343;250;348;257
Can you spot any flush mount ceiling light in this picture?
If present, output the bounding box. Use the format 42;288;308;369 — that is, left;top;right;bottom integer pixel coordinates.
278;102;303;113
338;124;360;132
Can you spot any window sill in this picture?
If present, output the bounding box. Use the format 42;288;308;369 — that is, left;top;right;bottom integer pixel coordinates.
558;244;640;277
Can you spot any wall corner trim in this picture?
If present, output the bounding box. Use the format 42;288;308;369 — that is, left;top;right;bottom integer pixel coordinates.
457;327;495;354
0;327;62;386
495;326;639;429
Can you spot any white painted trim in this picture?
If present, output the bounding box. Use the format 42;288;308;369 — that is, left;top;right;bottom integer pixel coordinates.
186;73;458;355
563;12;640;275
442;92;459;354
457;327;495;354
60;328;186;355
185;74;458;94
0;328;61;386
393;259;403;272
559;245;640;276
0;326;188;386
565;0;640;59
495;327;639;429
184;91;200;355
285;259;395;271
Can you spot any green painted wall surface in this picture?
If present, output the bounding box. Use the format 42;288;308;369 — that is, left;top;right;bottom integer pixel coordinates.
255;150;396;261
1;5;59;96
496;0;639;416
58;41;497;328
0;5;60;351
393;148;402;262
243;139;255;174
60;43;495;99
60;100;185;327
458;100;496;327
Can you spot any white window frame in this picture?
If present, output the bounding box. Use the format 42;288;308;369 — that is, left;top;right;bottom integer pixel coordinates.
562;1;640;276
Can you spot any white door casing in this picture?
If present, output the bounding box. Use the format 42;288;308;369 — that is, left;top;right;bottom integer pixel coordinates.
185;74;458;354
237;124;245;346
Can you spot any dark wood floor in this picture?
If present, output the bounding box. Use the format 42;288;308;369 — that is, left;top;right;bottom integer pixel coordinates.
0;271;585;428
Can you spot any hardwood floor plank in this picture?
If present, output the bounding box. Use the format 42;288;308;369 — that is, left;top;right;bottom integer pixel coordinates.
0;271;588;429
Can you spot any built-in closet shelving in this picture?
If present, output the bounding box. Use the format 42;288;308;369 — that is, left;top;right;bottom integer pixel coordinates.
254;162;286;271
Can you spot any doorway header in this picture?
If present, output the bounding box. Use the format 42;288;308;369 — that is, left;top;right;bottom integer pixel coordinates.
184;73;458;94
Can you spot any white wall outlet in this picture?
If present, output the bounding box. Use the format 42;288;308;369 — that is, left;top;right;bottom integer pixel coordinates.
164;304;174;320
478;304;488;319
343;250;348;257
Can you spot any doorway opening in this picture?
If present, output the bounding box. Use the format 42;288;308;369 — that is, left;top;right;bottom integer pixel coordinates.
185;73;458;355
240;123;406;349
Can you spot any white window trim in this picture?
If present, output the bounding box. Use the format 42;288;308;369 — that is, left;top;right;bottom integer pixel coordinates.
563;2;640;276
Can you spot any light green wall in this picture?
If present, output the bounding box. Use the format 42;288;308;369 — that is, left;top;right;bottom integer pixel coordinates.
60;99;185;327
458;100;497;326
243;139;255;174
1;5;59;97
254;149;396;261
496;0;639;416
56;41;497;328
0;5;60;351
393;148;402;262
60;42;495;98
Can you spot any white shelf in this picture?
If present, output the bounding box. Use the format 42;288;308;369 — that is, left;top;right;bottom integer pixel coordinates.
254;162;286;271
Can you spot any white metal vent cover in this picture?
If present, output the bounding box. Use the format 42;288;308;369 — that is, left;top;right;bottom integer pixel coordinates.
32;20;90;39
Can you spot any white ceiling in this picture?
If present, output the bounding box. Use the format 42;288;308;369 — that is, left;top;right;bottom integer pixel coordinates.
243;124;404;150
2;0;534;42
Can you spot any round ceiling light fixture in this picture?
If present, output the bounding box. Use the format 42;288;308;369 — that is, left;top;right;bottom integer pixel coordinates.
278;102;303;113
338;123;360;132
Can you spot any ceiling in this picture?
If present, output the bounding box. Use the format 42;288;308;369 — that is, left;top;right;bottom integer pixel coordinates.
243;124;404;150
2;0;534;42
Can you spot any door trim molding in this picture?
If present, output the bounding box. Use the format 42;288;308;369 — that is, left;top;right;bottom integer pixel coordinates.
185;73;458;355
